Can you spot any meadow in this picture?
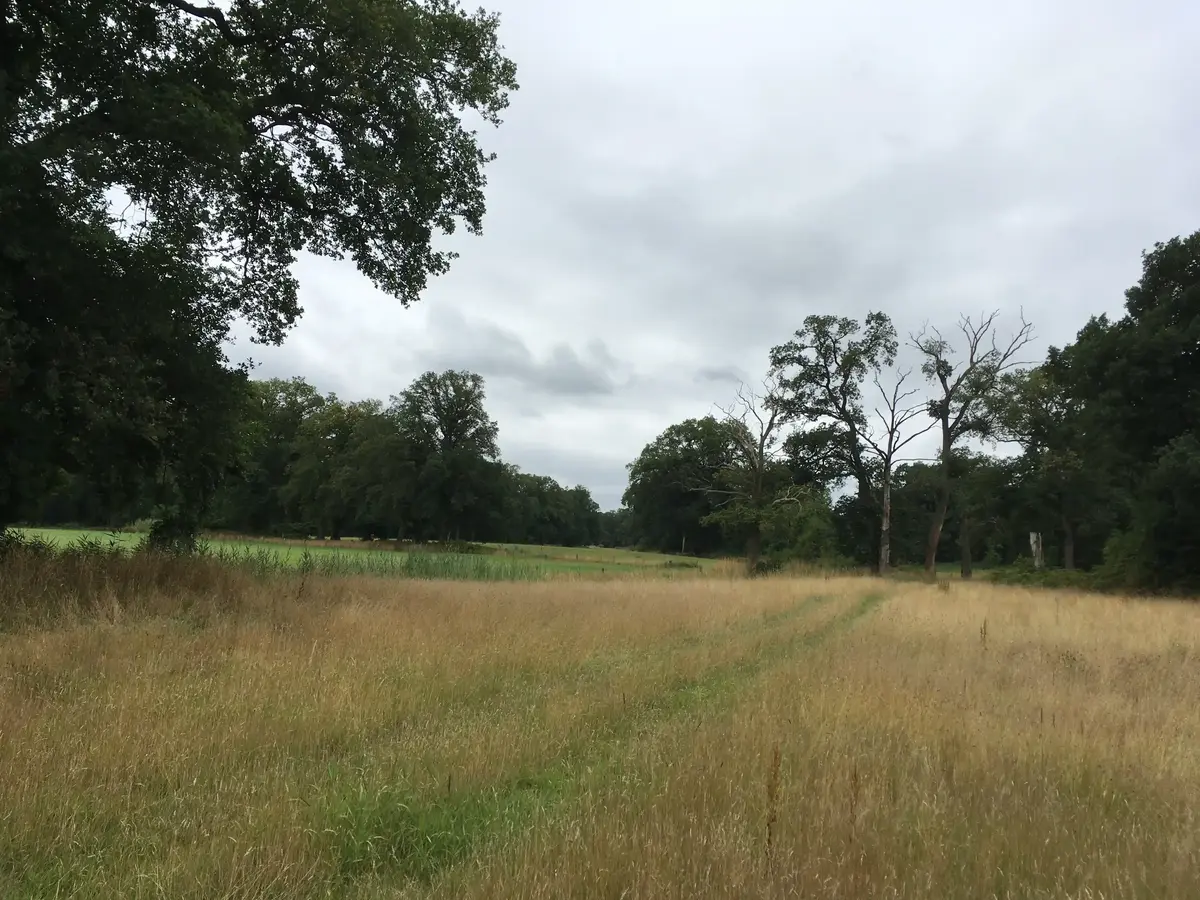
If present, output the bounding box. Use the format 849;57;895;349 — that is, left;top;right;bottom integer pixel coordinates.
1;539;1198;898
14;527;715;580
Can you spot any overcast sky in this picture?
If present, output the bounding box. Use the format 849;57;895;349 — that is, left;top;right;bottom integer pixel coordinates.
229;0;1200;510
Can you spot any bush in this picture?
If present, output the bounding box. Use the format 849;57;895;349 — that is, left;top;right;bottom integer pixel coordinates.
750;556;785;577
986;557;1098;591
749;550;861;578
279;523;318;540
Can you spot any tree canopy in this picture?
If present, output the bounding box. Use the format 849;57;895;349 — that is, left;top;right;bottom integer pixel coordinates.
4;0;519;324
31;370;612;549
1;0;518;532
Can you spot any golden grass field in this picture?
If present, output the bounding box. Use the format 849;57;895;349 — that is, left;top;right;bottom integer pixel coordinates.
1;550;1198;899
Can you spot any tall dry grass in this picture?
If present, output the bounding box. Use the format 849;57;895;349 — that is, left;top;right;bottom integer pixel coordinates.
444;580;1200;900
1;549;1197;899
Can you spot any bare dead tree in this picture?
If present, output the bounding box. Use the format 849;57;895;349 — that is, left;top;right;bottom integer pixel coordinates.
860;369;937;574
699;377;806;570
910;310;1035;577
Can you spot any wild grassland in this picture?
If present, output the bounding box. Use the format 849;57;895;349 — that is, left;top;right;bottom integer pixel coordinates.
1;546;1197;899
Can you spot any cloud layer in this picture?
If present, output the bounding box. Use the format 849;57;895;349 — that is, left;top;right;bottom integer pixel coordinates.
230;0;1200;509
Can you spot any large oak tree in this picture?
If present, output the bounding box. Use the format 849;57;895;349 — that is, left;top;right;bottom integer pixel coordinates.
1;0;518;529
768;312;898;570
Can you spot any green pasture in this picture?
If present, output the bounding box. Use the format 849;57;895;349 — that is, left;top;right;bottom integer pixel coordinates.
482;541;715;571
11;528;713;580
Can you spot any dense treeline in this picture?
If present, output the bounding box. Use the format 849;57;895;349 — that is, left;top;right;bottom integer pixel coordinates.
27;371;613;549
621;232;1200;592
3;2;1197;592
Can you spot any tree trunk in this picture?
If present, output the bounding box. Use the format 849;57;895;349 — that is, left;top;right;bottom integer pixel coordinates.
1029;532;1045;568
925;480;950;577
745;526;763;573
924;430;952;577
1062;515;1075;570
878;467;892;574
853;463;880;574
959;515;973;580
865;510;881;574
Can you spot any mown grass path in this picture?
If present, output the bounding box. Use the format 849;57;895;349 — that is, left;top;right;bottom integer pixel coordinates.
319;592;887;891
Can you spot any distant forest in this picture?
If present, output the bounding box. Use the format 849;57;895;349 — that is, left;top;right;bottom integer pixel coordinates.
24;370;614;550
13;229;1200;593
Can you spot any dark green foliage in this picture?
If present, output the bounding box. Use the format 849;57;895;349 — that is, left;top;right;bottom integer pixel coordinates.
769;312;899;569
989;359;1115;570
507;473;603;547
4;0;518;322
1051;234;1200;589
983;556;1100;591
622;417;740;555
392;371;505;541
2;0;517;539
0;183;249;528
1098;434;1200;592
595;507;636;548
19;368;607;549
622;404;841;567
205;372;603;547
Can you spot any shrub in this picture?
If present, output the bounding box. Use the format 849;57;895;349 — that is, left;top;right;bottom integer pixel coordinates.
986;557;1098;591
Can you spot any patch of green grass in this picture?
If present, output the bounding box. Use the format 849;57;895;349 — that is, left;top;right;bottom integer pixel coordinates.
16;527;140;550
211;543;547;581
486;542;717;570
13;528;714;581
12;529;546;581
325;768;565;885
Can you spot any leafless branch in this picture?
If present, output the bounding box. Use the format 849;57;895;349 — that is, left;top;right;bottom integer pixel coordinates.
683;375;791;507
861;368;937;464
770;484;812;506
713;376;787;467
903;309;1036;572
909;309;1036;441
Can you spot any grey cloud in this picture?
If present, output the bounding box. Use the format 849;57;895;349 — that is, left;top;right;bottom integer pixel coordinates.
695;366;748;385
519;121;1200;406
417;306;622;398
